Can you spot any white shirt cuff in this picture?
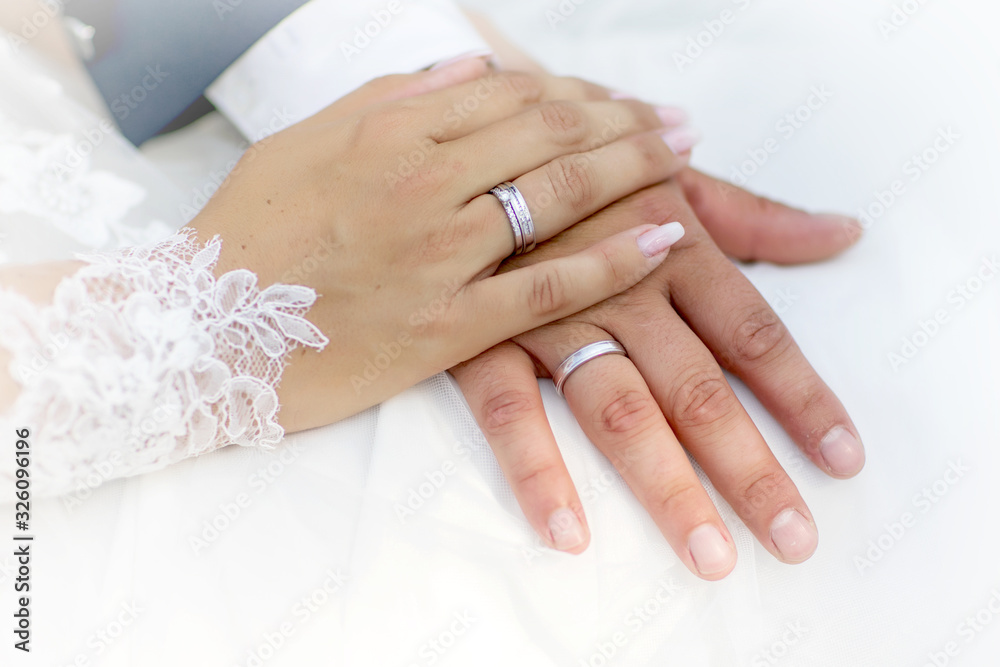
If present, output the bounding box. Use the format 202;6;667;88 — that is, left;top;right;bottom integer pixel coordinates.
206;0;492;141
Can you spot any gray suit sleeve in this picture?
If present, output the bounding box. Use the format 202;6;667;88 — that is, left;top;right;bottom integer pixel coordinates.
68;0;309;145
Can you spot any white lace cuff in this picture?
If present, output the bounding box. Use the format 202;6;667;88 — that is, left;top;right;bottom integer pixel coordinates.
0;230;329;497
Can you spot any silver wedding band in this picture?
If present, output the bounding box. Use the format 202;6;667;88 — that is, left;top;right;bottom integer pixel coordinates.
552;341;627;397
489;182;537;256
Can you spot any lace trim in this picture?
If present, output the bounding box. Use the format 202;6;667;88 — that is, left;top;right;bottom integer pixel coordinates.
0;109;167;250
0;229;329;495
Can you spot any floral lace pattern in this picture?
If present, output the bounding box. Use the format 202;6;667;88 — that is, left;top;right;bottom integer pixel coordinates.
0;39;177;262
0;230;329;496
0;110;165;250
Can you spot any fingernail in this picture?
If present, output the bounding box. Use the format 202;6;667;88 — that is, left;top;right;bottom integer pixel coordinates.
819;426;865;477
610;90;637;100
430;50;493;71
818;213;863;231
817;214;864;243
688;524;735;577
548;508;587;552
769;509;818;563
816;213;860;226
656;106;690;126
637;221;685;257
661;126;702;154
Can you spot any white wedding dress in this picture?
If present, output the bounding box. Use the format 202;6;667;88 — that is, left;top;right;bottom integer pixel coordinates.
2;1;1000;665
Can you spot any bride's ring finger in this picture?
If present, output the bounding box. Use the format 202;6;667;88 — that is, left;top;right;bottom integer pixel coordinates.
464;130;693;262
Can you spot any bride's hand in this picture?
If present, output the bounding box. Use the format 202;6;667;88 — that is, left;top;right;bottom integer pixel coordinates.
191;62;693;430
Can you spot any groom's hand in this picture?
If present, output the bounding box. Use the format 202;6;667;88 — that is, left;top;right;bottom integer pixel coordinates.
450;170;865;579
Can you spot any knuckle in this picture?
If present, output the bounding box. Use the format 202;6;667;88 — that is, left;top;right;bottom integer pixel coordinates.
751;192;783;220
797;384;830;422
508;461;559;490
742;195;787;257
589;284;658;319
353;106;409;140
411;222;463;264
729;307;792;365
480;388;538;437
552;75;600;100
628;187;688;229
597;388;661;436
594;243;627;293
740;467;794;512
390;155;452;199
578;78;610;101
547;156;597;213
671;370;736;429
525;267;572;319
538;101;588;144
498;71;545;105
788;380;834;433
649;481;704;518
629;133;669;173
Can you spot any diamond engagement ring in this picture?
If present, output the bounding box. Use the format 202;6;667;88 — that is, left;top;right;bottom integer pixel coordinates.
489;182;537;256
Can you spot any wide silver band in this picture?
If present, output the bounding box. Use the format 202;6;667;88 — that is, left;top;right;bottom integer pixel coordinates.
552;340;627;396
489;182;537;255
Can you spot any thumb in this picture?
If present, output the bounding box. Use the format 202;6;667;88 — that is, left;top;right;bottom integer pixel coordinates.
677;168;863;265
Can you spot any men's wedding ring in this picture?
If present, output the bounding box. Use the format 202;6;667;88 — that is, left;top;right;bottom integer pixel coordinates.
552;340;627;397
489;182;537;256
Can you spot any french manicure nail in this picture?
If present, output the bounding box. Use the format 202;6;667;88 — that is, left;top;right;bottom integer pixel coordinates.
688;524;735;577
819;426;865;477
769;509;818;563
661;126;702;154
548;508;587;552
655;106;690;126
637;222;685;257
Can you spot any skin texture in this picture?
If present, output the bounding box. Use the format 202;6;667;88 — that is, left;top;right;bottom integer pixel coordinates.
437;19;866;579
0;65;695;430
451;173;865;578
0;12;862;579
193;65;700;430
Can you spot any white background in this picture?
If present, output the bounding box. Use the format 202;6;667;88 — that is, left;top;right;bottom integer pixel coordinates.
3;1;1000;665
